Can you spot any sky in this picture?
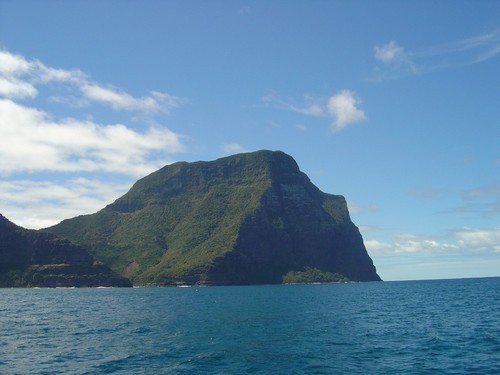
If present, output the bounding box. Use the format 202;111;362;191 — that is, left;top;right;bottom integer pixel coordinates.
0;1;499;281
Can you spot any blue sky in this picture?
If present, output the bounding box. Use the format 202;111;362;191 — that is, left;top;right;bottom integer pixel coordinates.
0;1;499;281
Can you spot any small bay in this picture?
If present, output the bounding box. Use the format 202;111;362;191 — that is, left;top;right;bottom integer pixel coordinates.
1;277;499;374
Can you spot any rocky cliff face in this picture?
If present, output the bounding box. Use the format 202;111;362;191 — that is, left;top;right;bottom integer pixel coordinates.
46;150;381;285
206;153;380;284
0;214;131;287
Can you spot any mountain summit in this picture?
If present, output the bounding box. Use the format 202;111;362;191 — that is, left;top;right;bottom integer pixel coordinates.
47;150;381;285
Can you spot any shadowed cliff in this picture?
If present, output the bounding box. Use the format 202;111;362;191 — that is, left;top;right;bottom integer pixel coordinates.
0;214;131;287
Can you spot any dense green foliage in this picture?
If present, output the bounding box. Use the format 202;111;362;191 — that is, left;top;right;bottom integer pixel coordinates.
48;151;279;284
46;150;381;285
282;267;350;284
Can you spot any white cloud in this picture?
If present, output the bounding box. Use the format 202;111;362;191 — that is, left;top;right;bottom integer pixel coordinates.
365;237;458;255
222;143;248;155
0;49;85;99
455;228;500;253
287;100;325;117
36;64;85;84
0;49;189;230
0;178;131;229
80;84;184;114
0;49;184;114
0;50;38;98
374;41;405;62
327;90;366;131
372;41;417;80
0;49;187;177
348;202;380;214
0;99;184;177
371;29;500;80
0;50;32;75
263;90;366;132
0;76;37;99
262;93;326;117
365;228;500;255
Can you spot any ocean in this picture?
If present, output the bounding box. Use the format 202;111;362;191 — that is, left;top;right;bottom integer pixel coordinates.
0;277;499;374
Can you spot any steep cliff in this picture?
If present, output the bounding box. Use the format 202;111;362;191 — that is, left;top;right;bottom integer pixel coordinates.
46;150;381;285
0;214;131;287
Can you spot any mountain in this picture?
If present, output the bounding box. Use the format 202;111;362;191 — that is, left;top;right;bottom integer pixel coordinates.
46;150;381;285
0;214;131;287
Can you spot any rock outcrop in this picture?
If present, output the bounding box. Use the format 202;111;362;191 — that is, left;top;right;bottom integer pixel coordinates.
0;214;131;287
46;150;381;285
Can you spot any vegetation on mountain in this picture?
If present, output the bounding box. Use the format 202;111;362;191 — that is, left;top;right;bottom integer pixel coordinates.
0;214;131;287
283;267;350;284
46;150;381;285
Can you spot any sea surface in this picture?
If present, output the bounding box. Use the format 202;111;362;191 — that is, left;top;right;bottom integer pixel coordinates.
0;277;499;374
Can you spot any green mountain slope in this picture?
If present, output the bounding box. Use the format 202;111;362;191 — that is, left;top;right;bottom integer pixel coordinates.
46;150;381;285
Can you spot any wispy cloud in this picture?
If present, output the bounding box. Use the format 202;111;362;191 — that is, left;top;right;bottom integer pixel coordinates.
437;183;500;217
0;49;185;113
262;90;366;132
374;40;405;63
80;84;184;114
463;183;500;199
222;143;248;155
372;40;417;79
423;28;500;64
411;186;451;200
0;49;85;99
348;202;380;215
372;28;500;80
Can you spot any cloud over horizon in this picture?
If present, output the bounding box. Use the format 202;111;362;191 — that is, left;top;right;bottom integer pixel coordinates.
0;178;131;229
365;227;500;255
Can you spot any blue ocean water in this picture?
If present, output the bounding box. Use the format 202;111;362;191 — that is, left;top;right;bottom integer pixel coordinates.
0;278;499;374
